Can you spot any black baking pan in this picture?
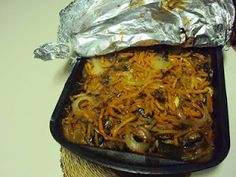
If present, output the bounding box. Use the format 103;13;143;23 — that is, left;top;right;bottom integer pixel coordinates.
50;46;230;175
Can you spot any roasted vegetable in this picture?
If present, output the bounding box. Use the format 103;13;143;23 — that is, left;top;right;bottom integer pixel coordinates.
62;49;214;162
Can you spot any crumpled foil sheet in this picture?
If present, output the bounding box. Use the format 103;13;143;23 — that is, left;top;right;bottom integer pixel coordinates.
34;0;235;60
34;42;70;60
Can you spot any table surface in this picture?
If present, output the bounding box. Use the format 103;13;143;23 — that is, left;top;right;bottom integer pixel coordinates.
0;1;236;177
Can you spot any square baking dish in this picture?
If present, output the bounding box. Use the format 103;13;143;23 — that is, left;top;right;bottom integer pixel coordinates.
50;46;230;175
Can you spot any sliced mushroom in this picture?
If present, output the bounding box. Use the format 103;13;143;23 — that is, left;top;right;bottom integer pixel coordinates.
157;142;181;158
182;131;203;148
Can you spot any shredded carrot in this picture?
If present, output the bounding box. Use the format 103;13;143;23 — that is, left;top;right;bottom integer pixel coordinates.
206;92;213;113
98;108;110;140
112;116;137;137
62;48;214;162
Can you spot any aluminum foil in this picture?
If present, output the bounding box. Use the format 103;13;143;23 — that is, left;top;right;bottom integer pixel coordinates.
34;0;235;60
34;42;70;60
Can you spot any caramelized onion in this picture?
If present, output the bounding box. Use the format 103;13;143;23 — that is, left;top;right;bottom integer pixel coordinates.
125;133;150;153
86;58;106;75
137;127;152;141
72;94;95;122
153;58;169;70
184;106;209;127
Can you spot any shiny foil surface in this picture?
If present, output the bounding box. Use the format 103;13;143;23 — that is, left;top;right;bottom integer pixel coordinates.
34;0;235;60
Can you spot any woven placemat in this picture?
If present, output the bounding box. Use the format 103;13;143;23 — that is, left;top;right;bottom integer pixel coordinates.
60;147;117;177
60;147;191;177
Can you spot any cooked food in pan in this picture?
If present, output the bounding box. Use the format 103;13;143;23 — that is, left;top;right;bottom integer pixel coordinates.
62;48;214;162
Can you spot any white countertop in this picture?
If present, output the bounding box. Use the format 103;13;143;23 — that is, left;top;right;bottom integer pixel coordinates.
0;1;235;177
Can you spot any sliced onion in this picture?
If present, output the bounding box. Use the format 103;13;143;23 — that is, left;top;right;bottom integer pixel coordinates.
72;94;93;113
137;127;152;141
125;133;150;153
152;55;169;70
72;94;95;122
124;72;151;86
184;106;209;127
91;59;105;75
